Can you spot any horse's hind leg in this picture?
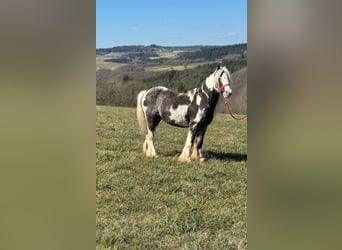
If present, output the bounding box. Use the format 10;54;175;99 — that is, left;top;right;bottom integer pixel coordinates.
144;130;158;157
144;115;161;158
191;128;207;161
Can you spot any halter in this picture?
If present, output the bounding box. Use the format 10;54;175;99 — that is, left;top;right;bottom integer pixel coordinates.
213;70;231;93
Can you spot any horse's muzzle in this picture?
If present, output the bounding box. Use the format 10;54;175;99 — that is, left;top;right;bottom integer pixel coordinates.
223;91;232;99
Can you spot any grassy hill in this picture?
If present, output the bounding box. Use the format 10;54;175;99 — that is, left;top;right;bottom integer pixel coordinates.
224;67;247;114
96;106;247;249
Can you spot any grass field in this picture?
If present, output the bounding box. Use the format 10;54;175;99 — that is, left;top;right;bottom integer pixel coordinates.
96;53;126;71
144;62;213;72
96;106;247;249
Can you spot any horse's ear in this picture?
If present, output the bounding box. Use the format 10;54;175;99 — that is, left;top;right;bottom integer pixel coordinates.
216;64;221;70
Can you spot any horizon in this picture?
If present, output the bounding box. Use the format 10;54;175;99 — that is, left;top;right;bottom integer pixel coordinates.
96;42;247;50
96;0;247;49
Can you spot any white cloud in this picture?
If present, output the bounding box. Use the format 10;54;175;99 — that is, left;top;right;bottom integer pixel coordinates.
228;32;238;36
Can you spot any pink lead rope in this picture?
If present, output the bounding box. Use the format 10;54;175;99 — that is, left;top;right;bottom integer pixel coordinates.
214;70;247;120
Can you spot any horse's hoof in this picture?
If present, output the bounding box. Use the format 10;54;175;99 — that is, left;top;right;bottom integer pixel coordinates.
191;154;199;160
199;157;206;162
178;154;191;162
145;151;159;158
146;154;159;158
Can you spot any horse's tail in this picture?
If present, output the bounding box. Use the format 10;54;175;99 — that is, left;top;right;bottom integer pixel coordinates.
137;90;147;135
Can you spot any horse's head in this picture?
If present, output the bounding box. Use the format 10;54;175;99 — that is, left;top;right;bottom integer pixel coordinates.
213;64;233;98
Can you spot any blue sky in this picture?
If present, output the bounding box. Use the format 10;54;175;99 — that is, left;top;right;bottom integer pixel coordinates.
96;0;247;48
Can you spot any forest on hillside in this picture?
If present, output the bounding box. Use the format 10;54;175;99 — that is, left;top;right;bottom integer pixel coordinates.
178;44;246;60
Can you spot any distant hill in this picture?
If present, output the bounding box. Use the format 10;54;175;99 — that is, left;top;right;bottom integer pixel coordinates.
231;67;247;113
96;44;199;55
96;43;247;66
178;44;247;61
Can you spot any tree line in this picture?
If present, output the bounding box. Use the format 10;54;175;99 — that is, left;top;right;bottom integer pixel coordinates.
178;43;247;60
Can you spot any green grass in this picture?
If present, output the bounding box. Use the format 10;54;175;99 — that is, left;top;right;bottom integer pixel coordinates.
96;53;127;71
96;63;127;71
96;106;247;249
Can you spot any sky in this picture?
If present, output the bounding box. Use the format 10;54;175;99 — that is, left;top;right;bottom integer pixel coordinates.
96;0;247;48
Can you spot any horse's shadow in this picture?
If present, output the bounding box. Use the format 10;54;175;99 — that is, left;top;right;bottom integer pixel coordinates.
164;150;247;162
205;151;247;162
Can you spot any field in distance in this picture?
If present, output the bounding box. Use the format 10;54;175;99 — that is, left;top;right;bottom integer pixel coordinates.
96;52;126;70
96;44;247;72
96;48;190;71
144;61;212;71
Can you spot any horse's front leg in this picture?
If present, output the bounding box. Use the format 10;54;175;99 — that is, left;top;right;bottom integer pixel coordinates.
178;128;196;162
191;127;207;162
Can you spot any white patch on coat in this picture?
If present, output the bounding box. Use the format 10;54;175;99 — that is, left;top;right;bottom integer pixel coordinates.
196;95;202;106
187;89;196;102
194;108;205;123
169;104;188;126
205;74;215;91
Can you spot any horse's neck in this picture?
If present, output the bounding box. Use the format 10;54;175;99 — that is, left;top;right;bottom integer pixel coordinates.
200;73;220;106
204;73;216;91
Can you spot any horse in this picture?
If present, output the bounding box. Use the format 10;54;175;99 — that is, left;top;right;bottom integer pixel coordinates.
136;64;233;162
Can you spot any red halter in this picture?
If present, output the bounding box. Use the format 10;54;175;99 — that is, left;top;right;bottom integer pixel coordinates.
213;70;230;93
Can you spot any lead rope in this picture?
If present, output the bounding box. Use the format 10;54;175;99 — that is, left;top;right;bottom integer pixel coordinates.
224;100;247;120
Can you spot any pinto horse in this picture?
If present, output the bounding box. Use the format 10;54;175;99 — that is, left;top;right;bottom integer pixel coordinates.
137;65;233;162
